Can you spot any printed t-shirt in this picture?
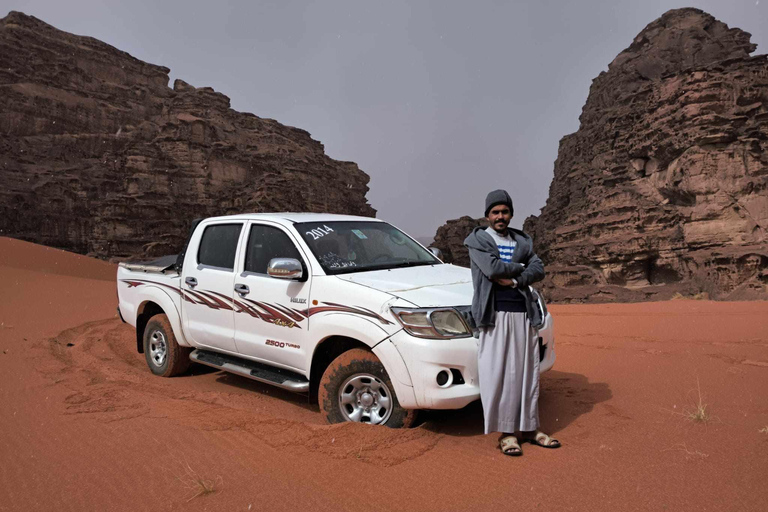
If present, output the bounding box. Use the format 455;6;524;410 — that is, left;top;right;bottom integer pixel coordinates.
485;227;526;312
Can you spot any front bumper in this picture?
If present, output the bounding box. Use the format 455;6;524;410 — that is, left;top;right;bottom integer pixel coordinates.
386;312;556;410
389;330;481;410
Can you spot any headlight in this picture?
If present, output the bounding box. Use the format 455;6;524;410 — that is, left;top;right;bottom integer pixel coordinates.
390;307;472;339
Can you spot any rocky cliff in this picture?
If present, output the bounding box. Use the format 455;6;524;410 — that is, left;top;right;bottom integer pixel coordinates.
0;12;375;259
431;216;487;267
521;8;768;302
433;9;768;302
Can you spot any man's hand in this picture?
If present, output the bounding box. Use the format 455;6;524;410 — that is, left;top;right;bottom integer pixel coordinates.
494;277;518;288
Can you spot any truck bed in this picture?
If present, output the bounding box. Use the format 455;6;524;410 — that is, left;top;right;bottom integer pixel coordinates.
118;255;179;275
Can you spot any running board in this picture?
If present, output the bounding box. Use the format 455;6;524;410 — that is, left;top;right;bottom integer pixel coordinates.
190;349;310;393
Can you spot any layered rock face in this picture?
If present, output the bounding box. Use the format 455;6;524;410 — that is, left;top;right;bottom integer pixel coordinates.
0;12;374;259
431;216;487;266
522;8;768;302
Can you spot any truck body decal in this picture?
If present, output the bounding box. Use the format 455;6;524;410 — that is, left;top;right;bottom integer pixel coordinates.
235;298;302;329
299;303;393;325
120;280;393;327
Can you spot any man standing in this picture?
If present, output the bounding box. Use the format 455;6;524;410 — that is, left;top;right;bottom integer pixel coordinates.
464;189;560;456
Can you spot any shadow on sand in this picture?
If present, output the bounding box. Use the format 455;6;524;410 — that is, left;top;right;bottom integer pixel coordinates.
419;370;612;436
184;363;611;433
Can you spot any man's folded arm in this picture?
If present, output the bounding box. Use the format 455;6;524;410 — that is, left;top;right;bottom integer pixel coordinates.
467;247;525;280
515;253;545;287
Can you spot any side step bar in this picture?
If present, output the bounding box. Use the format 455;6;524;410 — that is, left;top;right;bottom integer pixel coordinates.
190;349;310;393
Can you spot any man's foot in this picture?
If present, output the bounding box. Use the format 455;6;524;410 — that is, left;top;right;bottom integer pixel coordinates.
499;435;523;456
521;431;561;448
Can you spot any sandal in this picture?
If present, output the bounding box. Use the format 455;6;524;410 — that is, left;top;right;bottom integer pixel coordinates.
499;435;523;456
523;431;561;448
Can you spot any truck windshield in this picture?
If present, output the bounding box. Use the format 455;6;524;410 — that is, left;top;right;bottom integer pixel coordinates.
294;221;440;275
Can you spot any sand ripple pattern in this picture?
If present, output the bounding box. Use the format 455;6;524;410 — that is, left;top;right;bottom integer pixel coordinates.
42;319;441;467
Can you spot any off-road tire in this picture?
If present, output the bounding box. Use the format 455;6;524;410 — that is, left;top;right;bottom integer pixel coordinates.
319;348;417;428
143;314;191;377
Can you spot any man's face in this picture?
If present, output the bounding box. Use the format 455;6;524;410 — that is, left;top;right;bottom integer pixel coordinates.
487;204;512;234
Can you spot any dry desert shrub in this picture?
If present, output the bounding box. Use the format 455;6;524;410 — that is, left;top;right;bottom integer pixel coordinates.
666;378;714;424
684;378;711;424
176;462;222;502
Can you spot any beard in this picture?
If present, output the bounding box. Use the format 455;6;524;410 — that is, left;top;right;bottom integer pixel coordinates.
492;220;509;233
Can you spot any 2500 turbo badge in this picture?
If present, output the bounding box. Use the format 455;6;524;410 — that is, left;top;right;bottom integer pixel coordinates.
265;339;300;349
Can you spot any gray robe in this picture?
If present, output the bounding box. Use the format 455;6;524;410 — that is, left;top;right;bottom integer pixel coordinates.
478;311;540;434
465;227;545;434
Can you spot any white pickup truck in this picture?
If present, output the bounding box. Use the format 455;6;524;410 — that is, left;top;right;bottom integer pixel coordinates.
117;213;555;427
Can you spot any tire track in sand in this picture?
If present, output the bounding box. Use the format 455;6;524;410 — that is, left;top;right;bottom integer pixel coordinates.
39;319;442;467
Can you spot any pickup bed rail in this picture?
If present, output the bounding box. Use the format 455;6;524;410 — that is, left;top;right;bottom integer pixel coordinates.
118;255;178;274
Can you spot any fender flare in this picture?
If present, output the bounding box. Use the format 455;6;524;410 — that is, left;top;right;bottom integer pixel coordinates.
133;285;190;347
306;313;415;403
308;313;389;356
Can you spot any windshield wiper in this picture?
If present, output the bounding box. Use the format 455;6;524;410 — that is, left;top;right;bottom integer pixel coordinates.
327;260;435;275
380;260;434;270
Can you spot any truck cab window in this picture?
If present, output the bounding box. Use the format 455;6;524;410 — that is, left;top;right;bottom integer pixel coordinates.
245;225;302;274
197;224;242;270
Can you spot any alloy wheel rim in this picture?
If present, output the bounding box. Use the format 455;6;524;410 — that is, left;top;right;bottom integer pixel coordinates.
338;373;393;425
149;330;167;367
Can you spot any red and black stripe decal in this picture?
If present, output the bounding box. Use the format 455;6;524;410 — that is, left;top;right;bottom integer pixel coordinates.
120;279;393;327
299;302;393;325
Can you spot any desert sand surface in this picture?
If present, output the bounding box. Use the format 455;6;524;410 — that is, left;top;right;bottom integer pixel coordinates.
1;236;767;512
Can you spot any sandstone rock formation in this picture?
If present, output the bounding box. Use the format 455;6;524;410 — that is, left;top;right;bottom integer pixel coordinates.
431;216;487;266
520;8;768;302
0;12;375;259
435;9;768;302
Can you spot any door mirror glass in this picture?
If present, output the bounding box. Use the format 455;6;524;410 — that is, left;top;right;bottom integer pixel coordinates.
428;247;444;261
267;258;303;279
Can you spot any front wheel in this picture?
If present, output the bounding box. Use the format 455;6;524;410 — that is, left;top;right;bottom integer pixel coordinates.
318;348;417;428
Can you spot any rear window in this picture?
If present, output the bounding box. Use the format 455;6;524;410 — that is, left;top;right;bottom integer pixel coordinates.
197;223;242;270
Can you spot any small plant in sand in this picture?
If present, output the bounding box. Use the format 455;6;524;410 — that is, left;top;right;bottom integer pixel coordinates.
667;378;713;424
759;426;768;434
683;378;710;424
177;462;222;502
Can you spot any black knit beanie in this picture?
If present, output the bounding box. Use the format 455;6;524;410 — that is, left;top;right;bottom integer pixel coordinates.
484;189;514;217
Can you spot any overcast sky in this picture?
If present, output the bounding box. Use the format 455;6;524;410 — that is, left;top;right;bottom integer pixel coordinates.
3;0;767;238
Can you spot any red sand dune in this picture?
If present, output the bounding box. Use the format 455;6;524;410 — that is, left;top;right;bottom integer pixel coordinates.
1;236;767;511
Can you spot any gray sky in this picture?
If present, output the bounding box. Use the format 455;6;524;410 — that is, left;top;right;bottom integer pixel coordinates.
4;0;767;238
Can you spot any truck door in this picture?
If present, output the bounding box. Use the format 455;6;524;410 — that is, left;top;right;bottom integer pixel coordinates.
233;222;311;373
181;221;244;353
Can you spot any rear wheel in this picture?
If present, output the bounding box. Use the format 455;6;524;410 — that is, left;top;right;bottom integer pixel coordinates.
319;348;417;428
143;314;191;377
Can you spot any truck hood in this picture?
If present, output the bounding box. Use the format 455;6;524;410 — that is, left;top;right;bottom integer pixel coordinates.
334;264;473;307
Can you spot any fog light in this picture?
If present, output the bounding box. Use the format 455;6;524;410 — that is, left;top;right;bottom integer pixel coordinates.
450;368;465;385
436;370;452;387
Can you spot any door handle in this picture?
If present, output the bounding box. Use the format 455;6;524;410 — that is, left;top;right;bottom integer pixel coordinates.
234;283;250;295
185;277;198;287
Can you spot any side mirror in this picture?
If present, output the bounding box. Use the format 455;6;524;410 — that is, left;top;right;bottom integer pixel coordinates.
267;258;303;280
428;247;444;261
